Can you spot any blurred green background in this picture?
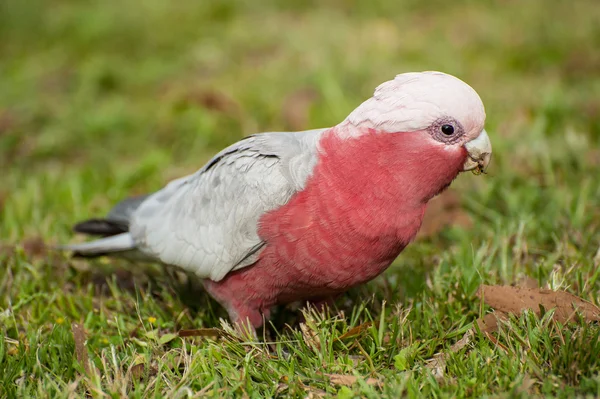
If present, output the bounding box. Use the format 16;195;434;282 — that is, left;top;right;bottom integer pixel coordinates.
1;0;600;397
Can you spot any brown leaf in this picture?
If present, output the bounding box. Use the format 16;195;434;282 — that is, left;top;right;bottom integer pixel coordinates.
475;313;506;334
336;321;373;341
480;328;510;353
303;387;327;399
71;322;90;375
299;322;321;352
178;328;225;338
130;363;145;380
418;190;472;238
426;330;473;380
281;88;318;131
130;363;158;380
325;373;381;387
476;285;600;324
275;382;288;395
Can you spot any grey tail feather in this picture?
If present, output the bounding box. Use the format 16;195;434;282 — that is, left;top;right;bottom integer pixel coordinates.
72;194;150;237
106;194;150;224
60;233;136;258
73;218;129;236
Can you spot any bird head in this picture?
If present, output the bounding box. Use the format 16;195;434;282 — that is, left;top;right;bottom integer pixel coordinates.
342;71;491;174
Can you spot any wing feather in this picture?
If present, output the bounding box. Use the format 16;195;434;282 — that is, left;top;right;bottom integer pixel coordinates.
128;129;325;281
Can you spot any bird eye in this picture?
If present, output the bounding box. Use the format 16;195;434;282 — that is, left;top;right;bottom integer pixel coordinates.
441;124;455;135
429;118;463;144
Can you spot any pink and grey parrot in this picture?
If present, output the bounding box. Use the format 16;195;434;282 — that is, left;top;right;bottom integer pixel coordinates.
65;71;492;331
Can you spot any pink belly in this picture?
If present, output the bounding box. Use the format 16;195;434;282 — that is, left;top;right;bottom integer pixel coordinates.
203;235;404;326
203;183;424;326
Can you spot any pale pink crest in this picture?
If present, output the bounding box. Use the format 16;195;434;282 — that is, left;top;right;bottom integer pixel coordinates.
343;71;486;141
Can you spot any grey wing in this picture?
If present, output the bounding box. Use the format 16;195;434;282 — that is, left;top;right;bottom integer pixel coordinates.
128;129;325;281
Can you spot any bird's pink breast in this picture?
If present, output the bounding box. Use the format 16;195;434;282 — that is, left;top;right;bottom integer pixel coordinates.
204;128;466;324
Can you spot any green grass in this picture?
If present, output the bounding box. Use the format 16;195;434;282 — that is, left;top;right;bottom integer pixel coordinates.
1;0;600;397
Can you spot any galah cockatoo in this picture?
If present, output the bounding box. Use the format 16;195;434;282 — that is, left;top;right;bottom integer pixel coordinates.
65;71;492;331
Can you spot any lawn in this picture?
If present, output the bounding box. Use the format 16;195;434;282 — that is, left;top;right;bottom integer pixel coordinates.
1;0;600;397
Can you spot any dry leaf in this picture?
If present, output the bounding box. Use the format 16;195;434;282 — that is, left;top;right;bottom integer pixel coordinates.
424;281;592;381
71;322;90;375
304;387;327;399
336;321;373;341
426;330;473;380
475;313;505;334
516;373;537;395
299;323;321;352
325;373;381;387
476;285;600;324
480;329;510;353
195;381;216;397
130;363;158;380
275;382;288;395
130;363;145;380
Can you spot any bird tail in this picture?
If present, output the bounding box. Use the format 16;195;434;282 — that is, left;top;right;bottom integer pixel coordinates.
60;233;136;258
61;194;151;258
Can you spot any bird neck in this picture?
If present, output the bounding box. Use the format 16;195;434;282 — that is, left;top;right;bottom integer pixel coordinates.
318;126;466;212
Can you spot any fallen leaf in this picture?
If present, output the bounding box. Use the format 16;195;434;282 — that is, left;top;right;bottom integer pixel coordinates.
275;382;288;395
130;363;145;380
418;190;472;238
427;283;600;380
325;373;381;387
516;373;537;395
303;387;327;399
129;362;158;380
71;322;90;375
426;330;473;380
480;328;509;353
336;321;372;341
4;335;18;356
476;285;600;324
195;381;216;397
299;322;321;352
475;313;504;335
